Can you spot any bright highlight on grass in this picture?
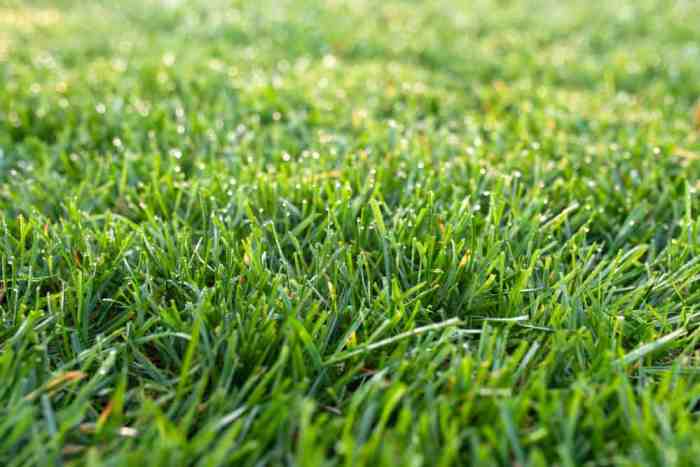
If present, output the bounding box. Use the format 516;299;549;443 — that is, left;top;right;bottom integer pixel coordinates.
2;0;700;465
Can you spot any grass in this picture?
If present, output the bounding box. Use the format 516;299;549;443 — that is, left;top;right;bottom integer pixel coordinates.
2;0;700;464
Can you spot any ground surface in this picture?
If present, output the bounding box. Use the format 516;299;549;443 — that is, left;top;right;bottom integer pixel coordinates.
2;0;700;465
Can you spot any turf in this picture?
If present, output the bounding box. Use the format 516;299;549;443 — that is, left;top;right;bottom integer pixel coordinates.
2;0;700;465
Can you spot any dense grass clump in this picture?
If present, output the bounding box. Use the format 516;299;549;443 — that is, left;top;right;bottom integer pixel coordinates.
2;0;700;465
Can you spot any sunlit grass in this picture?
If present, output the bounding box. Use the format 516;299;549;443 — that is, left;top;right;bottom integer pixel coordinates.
2;0;700;465
0;6;62;61
0;6;61;30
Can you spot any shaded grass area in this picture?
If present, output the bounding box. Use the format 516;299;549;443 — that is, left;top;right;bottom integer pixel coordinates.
2;0;700;465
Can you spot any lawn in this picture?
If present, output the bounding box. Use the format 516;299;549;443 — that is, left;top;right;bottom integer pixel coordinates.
2;0;700;465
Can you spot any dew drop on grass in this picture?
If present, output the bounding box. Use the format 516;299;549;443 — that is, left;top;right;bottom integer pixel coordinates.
163;52;175;67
